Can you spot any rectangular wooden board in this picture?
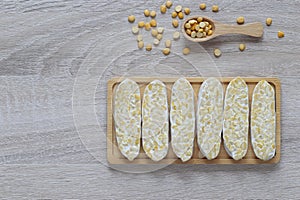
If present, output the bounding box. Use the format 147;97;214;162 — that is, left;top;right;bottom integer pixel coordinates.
107;77;281;164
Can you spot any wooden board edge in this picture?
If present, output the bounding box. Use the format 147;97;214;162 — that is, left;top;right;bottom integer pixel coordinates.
273;77;281;163
107;158;280;165
108;77;281;83
107;80;114;164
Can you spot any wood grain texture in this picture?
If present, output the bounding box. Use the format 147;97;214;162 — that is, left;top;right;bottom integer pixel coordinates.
0;0;300;199
108;77;281;164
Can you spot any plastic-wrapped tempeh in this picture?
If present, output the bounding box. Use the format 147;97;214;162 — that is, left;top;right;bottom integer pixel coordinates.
114;79;141;161
170;78;195;162
197;78;223;160
142;80;169;161
223;77;249;160
251;80;276;161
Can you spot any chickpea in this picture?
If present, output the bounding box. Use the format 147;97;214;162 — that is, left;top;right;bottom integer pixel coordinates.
199;3;206;10
138;21;145;28
146;44;152;51
132;26;139;34
214;48;222;57
184;8;191;15
157;34;163;40
278;31;284;38
175;5;182;12
151;29;158;37
166;1;173;8
150;10;156;18
172;11;177;18
182;47;190;55
237;16;245;25
165;39;172;48
162;48;170;55
138;41;144;49
153;39;160;45
173;31;180;40
160;5;167;13
128;15;135;23
212;5;219;12
172;19;179;28
239;43;246;51
145;22;151;31
150;19;157;27
178;12;184;19
266;18;272;26
144;9;150;17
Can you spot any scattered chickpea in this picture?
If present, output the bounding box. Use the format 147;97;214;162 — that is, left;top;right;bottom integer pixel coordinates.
153;39;160;45
166;1;173;8
239;43;246;51
146;44;152;51
165;39;172;48
214;48;222;57
172;19;179;28
137;34;143;42
138;21;145;28
157;34;163;40
212;5;219;12
151;29;158;37
145;22;151;31
138;41;144;49
178;12;184;19
160;5;167;13
172;11;178;18
144;9;150;17
128;15;135;23
150;19;157;27
278;31;284;38
175;5;182;12
132;26;139;34
199;3;206;10
150;10;156;18
157;27;164;33
266;18;272;26
162;48;170;55
173;31;180;40
182;47;190;55
184;8;191;15
237;16;245;25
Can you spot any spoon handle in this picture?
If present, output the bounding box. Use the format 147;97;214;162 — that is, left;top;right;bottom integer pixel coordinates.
215;22;263;37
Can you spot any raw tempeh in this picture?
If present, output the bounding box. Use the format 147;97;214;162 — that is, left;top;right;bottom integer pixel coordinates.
142;80;169;161
170;78;195;162
197;78;223;160
251;80;276;160
223;77;249;160
114;79;141;161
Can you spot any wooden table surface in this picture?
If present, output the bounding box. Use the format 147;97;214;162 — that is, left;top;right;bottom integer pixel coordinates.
1;0;299;199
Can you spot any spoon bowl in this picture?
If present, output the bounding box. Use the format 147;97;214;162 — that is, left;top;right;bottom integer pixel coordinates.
182;16;264;42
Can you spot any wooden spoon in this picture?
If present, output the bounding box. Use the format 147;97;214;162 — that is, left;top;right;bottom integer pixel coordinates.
181;16;264;42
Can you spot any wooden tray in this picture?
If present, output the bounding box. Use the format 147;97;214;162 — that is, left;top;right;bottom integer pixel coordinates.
107;77;281;164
